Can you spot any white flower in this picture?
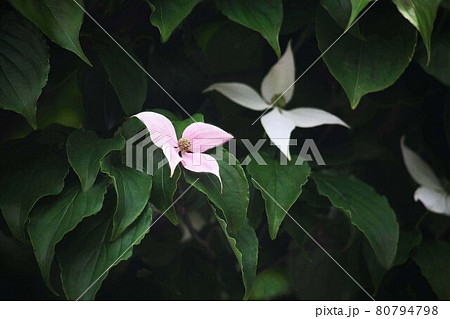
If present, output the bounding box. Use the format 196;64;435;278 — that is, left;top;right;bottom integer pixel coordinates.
401;137;450;216
204;41;349;160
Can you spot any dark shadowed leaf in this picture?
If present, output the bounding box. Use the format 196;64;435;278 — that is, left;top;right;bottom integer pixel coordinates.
417;33;450;86
28;179;109;292
9;0;91;65
67;130;125;191
364;229;422;290
312;173;399;269
288;244;361;300
0;142;69;242
215;0;283;57
412;240;450;300
0;12;49;128
58;203;152;300
247;154;310;239
93;36;148;115
100;153;152;241
37;71;85;129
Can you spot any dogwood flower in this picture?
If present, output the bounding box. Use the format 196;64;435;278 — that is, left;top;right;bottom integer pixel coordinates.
401;137;450;216
204;41;349;160
134;112;233;187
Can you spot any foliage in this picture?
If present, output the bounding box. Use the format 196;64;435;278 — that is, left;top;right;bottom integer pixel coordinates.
0;0;449;301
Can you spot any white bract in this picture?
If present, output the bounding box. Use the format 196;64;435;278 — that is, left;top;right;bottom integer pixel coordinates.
204;41;349;160
401;137;450;216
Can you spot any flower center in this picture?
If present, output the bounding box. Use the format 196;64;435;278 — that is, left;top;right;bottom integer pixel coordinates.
271;94;286;109
178;138;191;153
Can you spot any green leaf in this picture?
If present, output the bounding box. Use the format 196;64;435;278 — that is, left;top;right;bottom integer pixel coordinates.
146;0;201;42
149;149;181;225
93;36;148;115
100;153;152;241
416;33;450;86
9;0;91;65
28;179;108;293
59;203;152;300
364;229;422;290
0;143;69;241
348;0;372;27
316;4;416;108
37;71;85;129
393;229;422;267
320;0;365;39
392;0;440;63
247;154;310;239
412;240;450;300
0;12;49;129
184;149;249;233
215;0;283;57
312;173;399;269
215;213;258;300
249;267;290;300
67;130;125;191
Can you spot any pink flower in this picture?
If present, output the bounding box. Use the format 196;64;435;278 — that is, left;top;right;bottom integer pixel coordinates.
134;112;233;188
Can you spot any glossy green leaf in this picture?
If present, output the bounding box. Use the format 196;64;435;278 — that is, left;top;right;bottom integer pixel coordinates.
67;130;125;191
100;153;152;241
247;154;310;239
9;0;91;65
28;179;108;292
93;36;148;115
0;143;69;242
417;33;450;86
184;150;249;233
146;0;201;42
412;240;450;300
316;5;416;108
59;203;152;300
393;0;440;62
215;0;283;57
0;12;49;129
215;213;258;300
312;173;399;269
37;71;85;129
249;268;290;300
